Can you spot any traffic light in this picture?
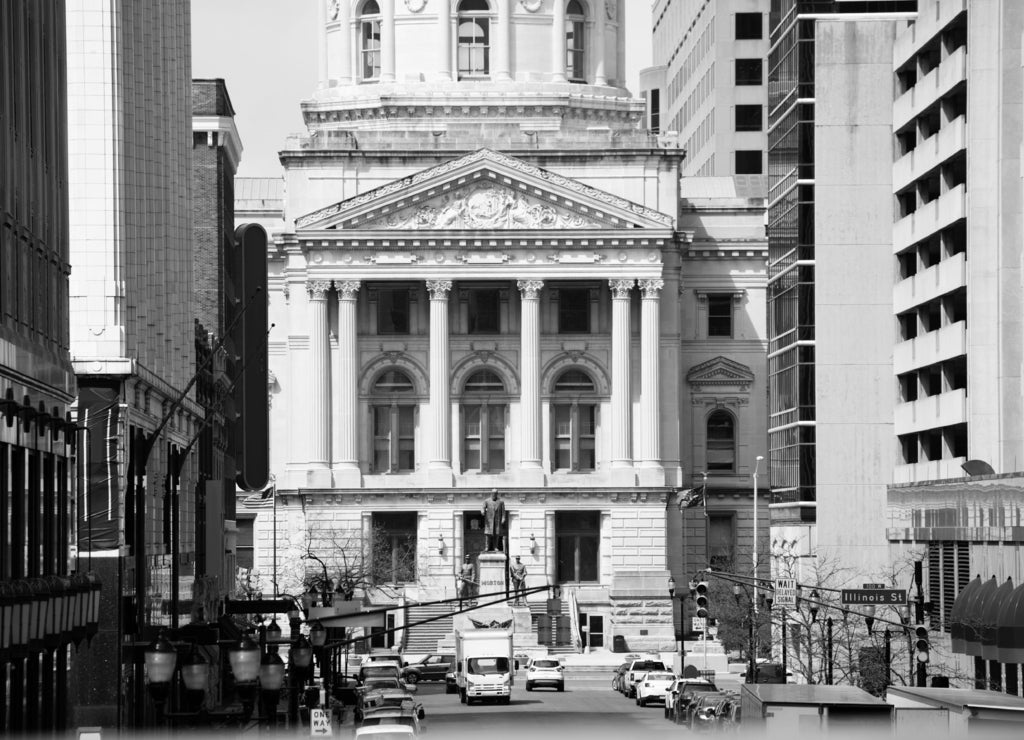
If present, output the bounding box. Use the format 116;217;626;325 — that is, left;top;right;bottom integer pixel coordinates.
914;624;930;664
695;581;710;619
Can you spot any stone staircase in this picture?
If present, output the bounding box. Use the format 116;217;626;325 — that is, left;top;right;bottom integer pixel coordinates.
527;598;578;653
401;601;456;654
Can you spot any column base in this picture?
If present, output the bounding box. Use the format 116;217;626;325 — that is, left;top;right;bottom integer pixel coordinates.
516;465;546;487
609;466;637;487
306;467;332;488
333;465;362;488
637;465;665;487
427;465;454;486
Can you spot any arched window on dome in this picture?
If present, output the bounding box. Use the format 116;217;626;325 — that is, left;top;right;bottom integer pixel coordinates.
551;369;597;472
457;0;491;79
371;370;416;473
461;370;507;473
566;1;586;83
360;0;382;81
706;410;736;472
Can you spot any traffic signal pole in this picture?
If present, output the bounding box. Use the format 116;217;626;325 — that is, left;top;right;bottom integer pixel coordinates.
914;562;927;687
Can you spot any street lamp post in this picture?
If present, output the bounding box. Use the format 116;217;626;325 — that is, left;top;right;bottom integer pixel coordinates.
752;455;764;613
228;635;261;723
143;632;177;726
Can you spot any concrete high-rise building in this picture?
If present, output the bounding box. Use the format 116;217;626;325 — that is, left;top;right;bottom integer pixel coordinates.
766;0;916;579
886;0;1024;693
235;0;766;663
0;1;83;732
646;0;769;177
66;0;201;729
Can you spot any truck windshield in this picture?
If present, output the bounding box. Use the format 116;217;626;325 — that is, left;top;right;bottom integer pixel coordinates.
466;657;509;674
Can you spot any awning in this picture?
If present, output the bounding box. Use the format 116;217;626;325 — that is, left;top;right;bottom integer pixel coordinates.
950;575;981;654
981;577;1014;661
997;582;1024;664
964;576;999;657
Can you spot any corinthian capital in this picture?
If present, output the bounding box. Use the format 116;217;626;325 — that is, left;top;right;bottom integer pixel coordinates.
336;280;361;300
306;279;331;300
516;280;544;300
638;279;665;299
426;279;453;300
608;279;635;300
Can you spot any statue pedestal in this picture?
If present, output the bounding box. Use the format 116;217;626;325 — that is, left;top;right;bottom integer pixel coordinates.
476;551;507;600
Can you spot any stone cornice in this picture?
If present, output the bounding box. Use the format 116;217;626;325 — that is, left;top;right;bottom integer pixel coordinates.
192;115;243;172
280;487;671;506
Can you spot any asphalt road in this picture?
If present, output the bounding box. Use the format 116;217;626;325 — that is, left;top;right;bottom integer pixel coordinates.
410;681;688;740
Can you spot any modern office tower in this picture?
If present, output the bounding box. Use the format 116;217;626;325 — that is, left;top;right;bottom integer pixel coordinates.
766;1;915;577
647;0;770;177
0;1;80;732
886;0;1024;693
66;0;200;729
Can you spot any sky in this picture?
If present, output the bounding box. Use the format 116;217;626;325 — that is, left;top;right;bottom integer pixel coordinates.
191;1;652;179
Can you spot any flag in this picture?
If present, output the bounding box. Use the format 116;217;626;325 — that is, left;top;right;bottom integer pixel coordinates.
242;481;275;509
678;487;705;510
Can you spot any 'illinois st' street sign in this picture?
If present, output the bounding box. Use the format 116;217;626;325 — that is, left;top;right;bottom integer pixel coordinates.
841;589;907;605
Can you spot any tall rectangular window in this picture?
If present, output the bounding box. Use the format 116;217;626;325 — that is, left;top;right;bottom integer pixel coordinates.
708;294;734;337
373;405;416;472
735;13;763;40
735;58;763;85
458;18;490;77
377;288;410;334
555;511;600;583
468;288;500;333
650;89;661;133
462;403;506;473
566;18;585;82
361;20;382;80
708;513;736;570
236;516;255;570
553;403;595;472
735;105;763;132
557;287;590;333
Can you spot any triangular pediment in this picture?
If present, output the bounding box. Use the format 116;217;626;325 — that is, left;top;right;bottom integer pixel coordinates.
295;148;674;232
686;357;755;389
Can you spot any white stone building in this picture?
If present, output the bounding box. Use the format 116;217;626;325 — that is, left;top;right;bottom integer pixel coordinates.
240;0;767;655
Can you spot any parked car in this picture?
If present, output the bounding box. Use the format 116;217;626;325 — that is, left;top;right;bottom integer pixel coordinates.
690;694;737;732
623;659;667;698
444;668;457;695
359;661;404;683
667;678;717;721
612;663;630;693
673;687;720;725
525;658;564;692
401;653;455;684
354;724;417;740
634;671;677;707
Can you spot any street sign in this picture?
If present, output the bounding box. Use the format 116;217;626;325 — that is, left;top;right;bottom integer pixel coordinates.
863;583;887;589
774;578;797;608
841;589;907;605
692;617;707;632
310;709;332;737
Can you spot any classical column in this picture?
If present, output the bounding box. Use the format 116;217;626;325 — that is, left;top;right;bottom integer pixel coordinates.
545;510;556;585
336;280;361;485
337;0;353;85
517;280;544;483
609;279;634;474
593;0;607;85
494;0;512;81
551;0;567;83
381;0;396;82
437;0;452;80
427;280;454;483
307;280;332;482
638;279;664;482
317;0;329;88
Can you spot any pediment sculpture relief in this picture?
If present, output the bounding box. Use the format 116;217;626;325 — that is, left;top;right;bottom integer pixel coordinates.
360;183;603;231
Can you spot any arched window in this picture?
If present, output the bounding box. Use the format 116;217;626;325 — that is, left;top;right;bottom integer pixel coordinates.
706;411;735;472
371;370;416;472
566;1;586;83
360;0;382;81
457;0;490;79
552;369;596;472
462;370;506;473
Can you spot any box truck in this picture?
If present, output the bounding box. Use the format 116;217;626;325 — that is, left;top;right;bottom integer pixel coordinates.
454;628;516;705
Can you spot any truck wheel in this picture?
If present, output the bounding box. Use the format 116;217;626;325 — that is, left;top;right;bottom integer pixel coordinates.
639;696;647;707
460;689;467;704
500;696;511;705
557;683;564;692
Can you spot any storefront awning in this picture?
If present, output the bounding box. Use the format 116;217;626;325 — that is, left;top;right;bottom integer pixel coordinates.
950;575;981;654
997;582;1024;665
981;577;1014;661
964;576;998;657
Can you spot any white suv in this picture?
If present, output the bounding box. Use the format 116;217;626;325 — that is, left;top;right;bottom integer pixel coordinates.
624;658;667;698
525;658;564;692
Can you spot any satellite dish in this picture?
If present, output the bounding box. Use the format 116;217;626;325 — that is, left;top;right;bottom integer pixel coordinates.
962;460;996;476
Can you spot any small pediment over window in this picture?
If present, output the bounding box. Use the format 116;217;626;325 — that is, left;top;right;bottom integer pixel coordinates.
686;356;755;393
